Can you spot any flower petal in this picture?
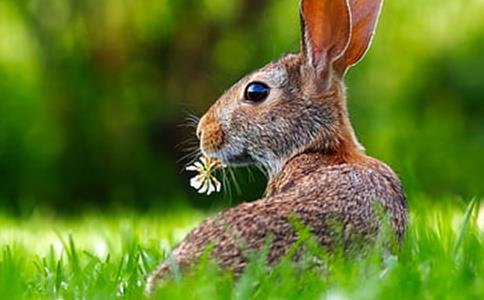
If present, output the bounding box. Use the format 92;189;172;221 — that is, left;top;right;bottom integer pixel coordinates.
209;157;223;168
198;179;209;194
186;165;198;172
206;182;215;195
200;156;209;167
194;161;205;171
190;175;205;190
211;176;222;192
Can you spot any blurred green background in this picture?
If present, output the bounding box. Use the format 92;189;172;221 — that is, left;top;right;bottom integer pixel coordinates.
0;0;482;215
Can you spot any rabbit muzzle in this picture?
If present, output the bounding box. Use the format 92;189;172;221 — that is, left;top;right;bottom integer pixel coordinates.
197;110;255;166
197;111;225;154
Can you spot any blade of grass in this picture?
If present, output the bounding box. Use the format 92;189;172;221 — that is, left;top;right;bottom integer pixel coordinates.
452;197;477;256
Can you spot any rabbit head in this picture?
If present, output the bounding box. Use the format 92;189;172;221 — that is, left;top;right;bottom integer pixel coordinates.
197;0;383;175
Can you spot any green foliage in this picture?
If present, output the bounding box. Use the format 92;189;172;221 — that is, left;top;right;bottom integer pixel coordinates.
0;0;482;212
0;198;483;299
1;2;482;297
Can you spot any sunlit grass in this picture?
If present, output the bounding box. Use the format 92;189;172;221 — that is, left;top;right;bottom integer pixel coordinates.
0;197;483;299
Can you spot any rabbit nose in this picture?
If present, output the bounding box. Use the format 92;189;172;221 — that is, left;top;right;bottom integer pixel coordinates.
197;113;210;140
197;112;225;153
196;121;203;140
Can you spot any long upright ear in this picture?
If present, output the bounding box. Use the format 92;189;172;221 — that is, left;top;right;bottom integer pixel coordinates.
300;0;351;79
334;0;383;76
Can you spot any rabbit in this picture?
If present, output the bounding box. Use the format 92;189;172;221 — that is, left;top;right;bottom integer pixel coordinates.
146;0;407;293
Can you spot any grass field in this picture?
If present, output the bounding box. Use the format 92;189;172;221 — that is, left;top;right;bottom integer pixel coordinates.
0;196;483;300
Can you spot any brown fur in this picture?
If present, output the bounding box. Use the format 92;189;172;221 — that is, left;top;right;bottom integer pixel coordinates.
146;0;406;293
198;111;225;153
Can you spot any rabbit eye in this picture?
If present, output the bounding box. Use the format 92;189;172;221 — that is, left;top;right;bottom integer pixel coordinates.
244;82;270;103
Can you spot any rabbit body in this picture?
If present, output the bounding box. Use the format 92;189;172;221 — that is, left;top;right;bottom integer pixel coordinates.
147;152;406;291
147;0;408;293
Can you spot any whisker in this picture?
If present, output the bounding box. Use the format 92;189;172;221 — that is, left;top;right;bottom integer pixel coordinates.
247;167;255;183
179;148;201;161
175;111;201;168
179;117;200;129
228;168;242;195
176;140;199;150
177;147;202;173
177;151;199;166
181;113;200;128
221;168;233;206
254;163;269;179
176;141;199;152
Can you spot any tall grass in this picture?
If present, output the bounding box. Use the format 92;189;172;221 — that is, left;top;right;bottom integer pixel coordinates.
0;198;483;299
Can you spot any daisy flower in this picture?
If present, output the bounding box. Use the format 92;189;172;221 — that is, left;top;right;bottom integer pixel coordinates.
186;156;224;195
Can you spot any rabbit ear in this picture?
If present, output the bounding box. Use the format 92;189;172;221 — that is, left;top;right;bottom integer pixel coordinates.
300;0;351;74
334;0;383;76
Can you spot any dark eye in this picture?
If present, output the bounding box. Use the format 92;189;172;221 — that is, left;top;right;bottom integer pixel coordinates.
244;82;270;103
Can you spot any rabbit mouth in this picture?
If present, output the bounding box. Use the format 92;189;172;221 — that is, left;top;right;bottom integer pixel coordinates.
205;147;254;166
224;151;254;166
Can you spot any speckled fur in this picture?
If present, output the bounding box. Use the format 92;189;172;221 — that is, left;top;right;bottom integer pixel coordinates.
146;0;407;294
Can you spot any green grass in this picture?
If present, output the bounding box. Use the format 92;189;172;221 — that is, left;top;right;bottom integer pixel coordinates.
0;197;483;300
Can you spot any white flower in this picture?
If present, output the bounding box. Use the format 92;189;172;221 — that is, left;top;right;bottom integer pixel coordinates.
186;156;224;195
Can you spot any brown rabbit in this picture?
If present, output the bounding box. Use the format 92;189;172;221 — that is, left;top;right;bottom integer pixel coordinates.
146;0;407;293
